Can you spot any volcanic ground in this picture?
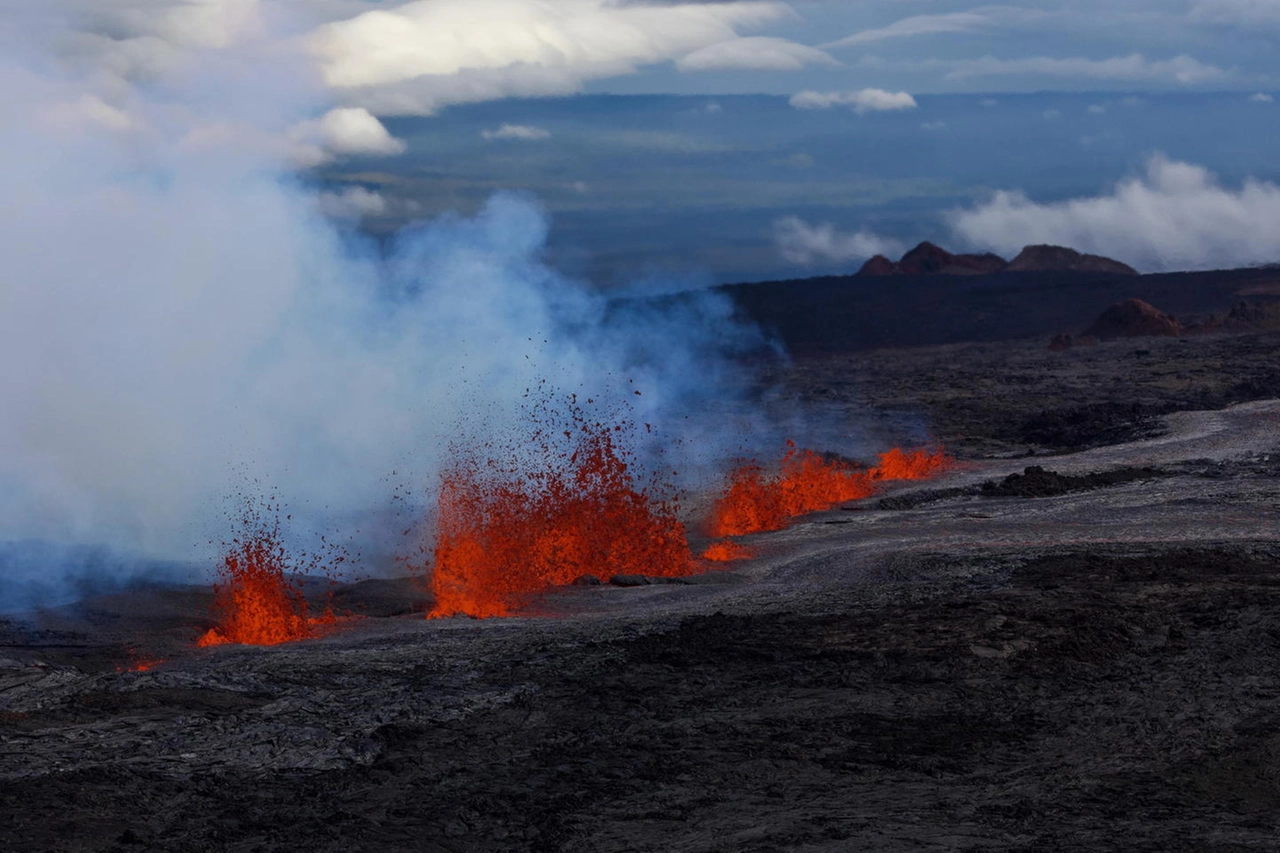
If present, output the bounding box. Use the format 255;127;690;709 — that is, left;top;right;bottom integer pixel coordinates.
5;330;1280;851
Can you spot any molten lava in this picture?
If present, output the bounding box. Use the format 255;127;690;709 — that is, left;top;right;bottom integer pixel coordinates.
428;403;694;618
872;446;951;481
197;524;335;647
709;444;950;537
701;540;754;562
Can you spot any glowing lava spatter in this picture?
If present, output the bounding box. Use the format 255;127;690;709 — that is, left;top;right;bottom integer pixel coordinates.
708;443;951;537
197;505;337;647
427;398;695;619
872;446;952;481
700;540;754;562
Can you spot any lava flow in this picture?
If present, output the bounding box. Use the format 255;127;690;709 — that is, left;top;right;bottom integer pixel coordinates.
708;443;951;537
197;515;336;647
428;401;695;618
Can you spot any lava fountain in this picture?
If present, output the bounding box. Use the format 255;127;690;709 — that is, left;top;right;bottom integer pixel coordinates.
708;443;951;537
427;398;696;618
197;505;337;647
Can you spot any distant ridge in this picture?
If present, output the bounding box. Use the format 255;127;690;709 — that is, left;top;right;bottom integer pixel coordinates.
716;263;1279;355
857;241;1136;277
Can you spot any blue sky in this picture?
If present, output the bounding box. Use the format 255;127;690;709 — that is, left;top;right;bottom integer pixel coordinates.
28;0;1280;312
590;1;1278;96
7;1;1280;282
319;90;1278;283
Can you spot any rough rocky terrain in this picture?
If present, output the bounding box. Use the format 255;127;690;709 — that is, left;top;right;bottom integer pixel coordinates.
4;331;1280;852
769;330;1280;458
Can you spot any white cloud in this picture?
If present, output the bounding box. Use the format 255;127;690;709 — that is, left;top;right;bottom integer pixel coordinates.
481;123;551;140
773;216;903;266
314;107;407;155
950;154;1280;271
285;107;406;167
1088;103;1106;114
790;88;917;114
826;9;1021;48
676;37;838;71
945;53;1229;85
921;120;946;131
1251;91;1275;102
312;0;791;115
316;185;389;218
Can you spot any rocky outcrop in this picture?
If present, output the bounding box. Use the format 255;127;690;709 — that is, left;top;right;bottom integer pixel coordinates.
1082;298;1182;339
1222;300;1280;332
1007;245;1137;275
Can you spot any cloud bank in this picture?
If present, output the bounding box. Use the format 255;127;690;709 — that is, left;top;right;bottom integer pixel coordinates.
950;155;1280;271
312;0;791;114
41;0;807;127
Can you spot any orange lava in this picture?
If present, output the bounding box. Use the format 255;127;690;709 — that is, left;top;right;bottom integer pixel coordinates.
701;540;754;562
872;446;952;481
117;656;165;673
709;444;951;537
428;404;695;618
197;530;335;648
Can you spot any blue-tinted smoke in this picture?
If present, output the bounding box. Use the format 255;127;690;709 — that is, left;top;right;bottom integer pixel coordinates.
0;29;770;612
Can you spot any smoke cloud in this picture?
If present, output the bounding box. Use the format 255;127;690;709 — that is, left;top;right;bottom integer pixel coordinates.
0;6;767;611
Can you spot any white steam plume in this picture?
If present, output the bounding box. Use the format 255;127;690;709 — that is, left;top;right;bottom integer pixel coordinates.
0;10;765;611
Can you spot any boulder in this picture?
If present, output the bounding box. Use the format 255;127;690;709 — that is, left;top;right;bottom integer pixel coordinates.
1082;298;1182;339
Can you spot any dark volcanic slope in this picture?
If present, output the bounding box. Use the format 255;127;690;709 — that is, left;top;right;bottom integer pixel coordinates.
769;331;1280;458
725;266;1280;353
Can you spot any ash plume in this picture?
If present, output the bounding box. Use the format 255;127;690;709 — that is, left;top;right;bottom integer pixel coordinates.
0;9;769;610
